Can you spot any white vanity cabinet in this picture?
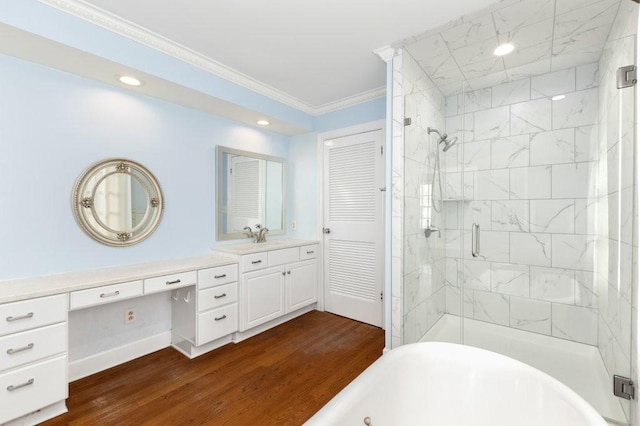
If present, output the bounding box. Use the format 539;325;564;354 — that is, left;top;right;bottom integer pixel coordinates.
238;244;318;332
171;263;239;358
0;294;68;425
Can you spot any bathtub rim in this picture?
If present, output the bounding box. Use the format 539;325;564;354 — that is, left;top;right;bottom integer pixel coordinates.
305;341;606;425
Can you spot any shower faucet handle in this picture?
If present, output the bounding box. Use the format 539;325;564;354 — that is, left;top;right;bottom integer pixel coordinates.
424;226;441;238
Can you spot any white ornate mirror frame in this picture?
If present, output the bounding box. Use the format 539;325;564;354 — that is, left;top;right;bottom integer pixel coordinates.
72;158;164;246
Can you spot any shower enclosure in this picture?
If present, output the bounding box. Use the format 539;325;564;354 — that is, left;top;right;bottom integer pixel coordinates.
391;0;638;424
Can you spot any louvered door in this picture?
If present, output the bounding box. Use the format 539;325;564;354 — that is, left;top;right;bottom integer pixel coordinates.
227;156;263;232
323;129;384;327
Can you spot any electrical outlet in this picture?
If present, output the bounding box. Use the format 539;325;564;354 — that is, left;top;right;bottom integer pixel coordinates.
292;220;297;231
125;308;136;324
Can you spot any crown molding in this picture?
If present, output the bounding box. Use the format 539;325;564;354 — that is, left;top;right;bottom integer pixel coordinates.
312;86;386;115
38;0;385;116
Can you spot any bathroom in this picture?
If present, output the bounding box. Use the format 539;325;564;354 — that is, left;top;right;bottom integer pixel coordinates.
0;0;638;425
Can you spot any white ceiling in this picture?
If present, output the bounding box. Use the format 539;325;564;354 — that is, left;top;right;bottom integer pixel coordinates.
43;0;501;113
403;0;622;95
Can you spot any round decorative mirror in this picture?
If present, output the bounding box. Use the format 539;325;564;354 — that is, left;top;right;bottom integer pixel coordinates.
72;159;164;246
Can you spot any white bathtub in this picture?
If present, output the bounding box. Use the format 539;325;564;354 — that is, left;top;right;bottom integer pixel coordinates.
306;342;606;425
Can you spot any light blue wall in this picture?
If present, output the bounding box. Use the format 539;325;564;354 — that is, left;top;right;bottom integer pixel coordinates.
288;133;319;239
0;2;387;280
0;53;384;280
0;54;289;279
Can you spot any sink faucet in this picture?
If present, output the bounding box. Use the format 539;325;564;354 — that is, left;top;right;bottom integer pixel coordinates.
255;224;269;243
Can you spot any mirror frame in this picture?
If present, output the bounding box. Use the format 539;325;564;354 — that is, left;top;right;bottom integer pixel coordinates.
72;158;164;247
216;146;286;241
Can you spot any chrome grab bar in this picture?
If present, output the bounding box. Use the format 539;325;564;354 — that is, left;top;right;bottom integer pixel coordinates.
471;223;480;258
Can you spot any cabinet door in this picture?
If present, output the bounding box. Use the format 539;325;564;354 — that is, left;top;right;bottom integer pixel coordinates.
241;266;285;331
286;259;318;312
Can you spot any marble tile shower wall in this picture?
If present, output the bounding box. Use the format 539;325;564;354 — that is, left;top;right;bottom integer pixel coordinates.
442;63;601;345
595;2;638;419
401;52;447;344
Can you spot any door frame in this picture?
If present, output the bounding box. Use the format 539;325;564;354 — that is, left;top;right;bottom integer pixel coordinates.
316;120;386;327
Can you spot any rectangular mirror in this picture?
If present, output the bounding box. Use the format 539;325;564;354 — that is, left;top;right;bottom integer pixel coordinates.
216;146;286;240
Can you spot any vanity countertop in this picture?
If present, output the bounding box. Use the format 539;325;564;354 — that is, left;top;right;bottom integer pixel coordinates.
0;254;237;304
212;239;319;255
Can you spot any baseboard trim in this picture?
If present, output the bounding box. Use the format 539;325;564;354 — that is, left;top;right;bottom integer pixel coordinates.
69;331;171;381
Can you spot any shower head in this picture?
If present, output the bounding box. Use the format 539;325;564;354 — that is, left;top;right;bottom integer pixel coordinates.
442;136;457;152
427;127;457;152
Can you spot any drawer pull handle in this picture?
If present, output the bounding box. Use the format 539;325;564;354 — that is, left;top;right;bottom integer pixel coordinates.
287;271;291;275
214;274;227;279
214;315;227;321
306;250;314;254
7;343;34;355
166;279;182;285
251;260;262;264
6;312;34;322
214;293;227;299
7;378;34;392
100;291;121;298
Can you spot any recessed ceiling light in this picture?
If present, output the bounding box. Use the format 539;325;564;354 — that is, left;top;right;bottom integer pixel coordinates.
118;75;142;86
551;94;566;101
493;43;515;57
257;120;270;126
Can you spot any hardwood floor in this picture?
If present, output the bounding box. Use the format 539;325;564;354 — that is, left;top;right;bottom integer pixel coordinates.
43;311;384;425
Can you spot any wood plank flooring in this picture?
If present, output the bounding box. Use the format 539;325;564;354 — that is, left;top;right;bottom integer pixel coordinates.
43;311;384;425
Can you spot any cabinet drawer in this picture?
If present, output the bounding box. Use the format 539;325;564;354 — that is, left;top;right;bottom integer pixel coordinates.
0;323;66;372
199;283;238;312
0;355;67;424
144;270;197;294
0;295;67;337
268;247;299;266
299;244;318;260
241;252;268;272
70;280;143;310
198;264;238;289
197;304;238;345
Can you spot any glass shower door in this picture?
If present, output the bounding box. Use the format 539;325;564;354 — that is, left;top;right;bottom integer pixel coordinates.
401;51;463;346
